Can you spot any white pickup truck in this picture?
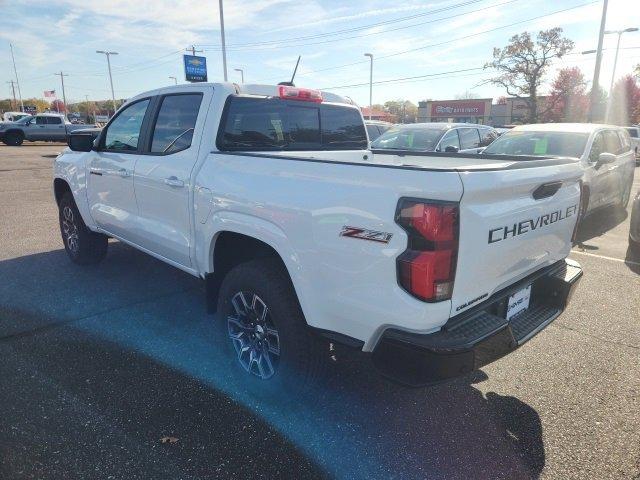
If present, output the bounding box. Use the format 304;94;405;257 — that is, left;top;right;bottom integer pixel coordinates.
53;83;583;394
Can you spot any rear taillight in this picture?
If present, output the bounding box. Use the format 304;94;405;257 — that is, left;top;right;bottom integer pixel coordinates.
396;199;459;302
278;85;322;103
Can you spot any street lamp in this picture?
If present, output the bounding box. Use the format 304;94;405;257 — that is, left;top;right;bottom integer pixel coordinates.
604;27;638;122
364;53;373;120
96;50;119;115
219;0;228;81
169;76;178;85
234;68;244;83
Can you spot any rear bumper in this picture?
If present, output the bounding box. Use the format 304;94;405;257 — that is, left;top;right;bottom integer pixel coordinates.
371;259;583;386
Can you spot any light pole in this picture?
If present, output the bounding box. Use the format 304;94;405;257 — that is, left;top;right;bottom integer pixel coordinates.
364;53;373;120
604;27;638;122
234;68;244;83
169;76;178;85
9;43;24;112
96;50;119;115
219;0;228;81
588;0;608;122
55;71;68;117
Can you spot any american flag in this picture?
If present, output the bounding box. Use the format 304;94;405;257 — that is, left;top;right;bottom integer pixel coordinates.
44;90;56;98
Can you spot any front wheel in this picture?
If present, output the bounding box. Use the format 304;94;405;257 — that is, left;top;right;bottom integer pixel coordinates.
3;131;23;146
59;192;108;265
216;258;326;400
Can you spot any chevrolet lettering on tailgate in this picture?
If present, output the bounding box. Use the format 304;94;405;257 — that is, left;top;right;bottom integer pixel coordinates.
488;205;578;244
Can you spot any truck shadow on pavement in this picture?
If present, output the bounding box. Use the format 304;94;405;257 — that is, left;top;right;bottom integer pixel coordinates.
0;243;545;480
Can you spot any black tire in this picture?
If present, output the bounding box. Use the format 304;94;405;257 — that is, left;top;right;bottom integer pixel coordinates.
216;258;327;401
4;131;23;146
59;192;108;265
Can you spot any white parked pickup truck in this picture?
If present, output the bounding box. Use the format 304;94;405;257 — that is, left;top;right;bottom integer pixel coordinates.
53;83;583;393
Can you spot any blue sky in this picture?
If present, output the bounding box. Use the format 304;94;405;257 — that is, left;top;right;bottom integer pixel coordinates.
1;0;639;106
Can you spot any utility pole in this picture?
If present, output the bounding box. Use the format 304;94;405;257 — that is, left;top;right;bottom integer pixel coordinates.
364;53;373;120
588;0;608;122
96;50;119;116
6;80;17;111
9;43;24;112
185;45;203;57
604;27;639;123
55;71;69;117
219;0;228;81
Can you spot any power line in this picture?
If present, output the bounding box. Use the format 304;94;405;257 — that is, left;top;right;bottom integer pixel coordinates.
201;0;521;52
197;0;490;49
255;0;600;83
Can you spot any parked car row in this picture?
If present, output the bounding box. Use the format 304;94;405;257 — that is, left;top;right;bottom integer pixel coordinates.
366;120;635;221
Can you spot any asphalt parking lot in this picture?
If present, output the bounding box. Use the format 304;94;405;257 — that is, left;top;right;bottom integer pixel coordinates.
0;143;638;480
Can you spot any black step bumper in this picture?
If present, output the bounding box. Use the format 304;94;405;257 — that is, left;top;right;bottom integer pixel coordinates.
372;259;583;386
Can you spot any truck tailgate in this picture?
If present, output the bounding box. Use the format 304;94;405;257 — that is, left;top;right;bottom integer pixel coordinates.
451;162;582;316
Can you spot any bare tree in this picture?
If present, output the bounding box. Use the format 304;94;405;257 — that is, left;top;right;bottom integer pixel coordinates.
454;90;477;100
483;28;574;122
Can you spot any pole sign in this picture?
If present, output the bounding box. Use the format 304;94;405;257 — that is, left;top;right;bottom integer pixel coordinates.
183;55;208;82
23;105;37;115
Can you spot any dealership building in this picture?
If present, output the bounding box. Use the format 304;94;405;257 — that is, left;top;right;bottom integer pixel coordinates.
417;97;548;126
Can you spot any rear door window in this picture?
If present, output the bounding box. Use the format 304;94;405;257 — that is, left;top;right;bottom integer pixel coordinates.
217;96;366;151
603;130;622;155
617;130;631;152
438;129;460;151
47;116;62;125
458;128;480;149
479;128;498;147
150;93;203;154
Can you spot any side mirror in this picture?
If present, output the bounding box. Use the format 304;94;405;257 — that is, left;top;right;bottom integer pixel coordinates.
596;152;616;167
445;145;459;153
68;133;95;152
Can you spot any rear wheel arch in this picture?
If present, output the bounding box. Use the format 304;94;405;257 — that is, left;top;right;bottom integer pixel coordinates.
206;231;299;314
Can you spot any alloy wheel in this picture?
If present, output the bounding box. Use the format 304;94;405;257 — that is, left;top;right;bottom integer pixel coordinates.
227;291;281;380
62;205;79;253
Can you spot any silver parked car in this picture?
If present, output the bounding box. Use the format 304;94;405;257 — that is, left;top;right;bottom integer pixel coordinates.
483;123;636;217
371;122;499;154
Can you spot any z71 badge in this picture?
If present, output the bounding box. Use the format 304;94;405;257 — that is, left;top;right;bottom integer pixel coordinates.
340;226;393;244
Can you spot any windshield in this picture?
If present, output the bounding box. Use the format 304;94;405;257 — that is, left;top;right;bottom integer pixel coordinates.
370;126;444;151
483;130;590;158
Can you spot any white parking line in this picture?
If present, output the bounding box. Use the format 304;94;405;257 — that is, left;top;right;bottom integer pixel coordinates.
571;249;640;267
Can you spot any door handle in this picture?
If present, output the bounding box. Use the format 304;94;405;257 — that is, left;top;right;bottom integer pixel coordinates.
117;168;131;178
89;167;104;176
164;176;185;188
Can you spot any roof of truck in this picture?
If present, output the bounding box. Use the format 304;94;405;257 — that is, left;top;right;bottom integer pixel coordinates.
127;82;355;106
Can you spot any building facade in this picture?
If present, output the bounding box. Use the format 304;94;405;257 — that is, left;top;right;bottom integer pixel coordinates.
417;97;549;126
417;99;493;124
